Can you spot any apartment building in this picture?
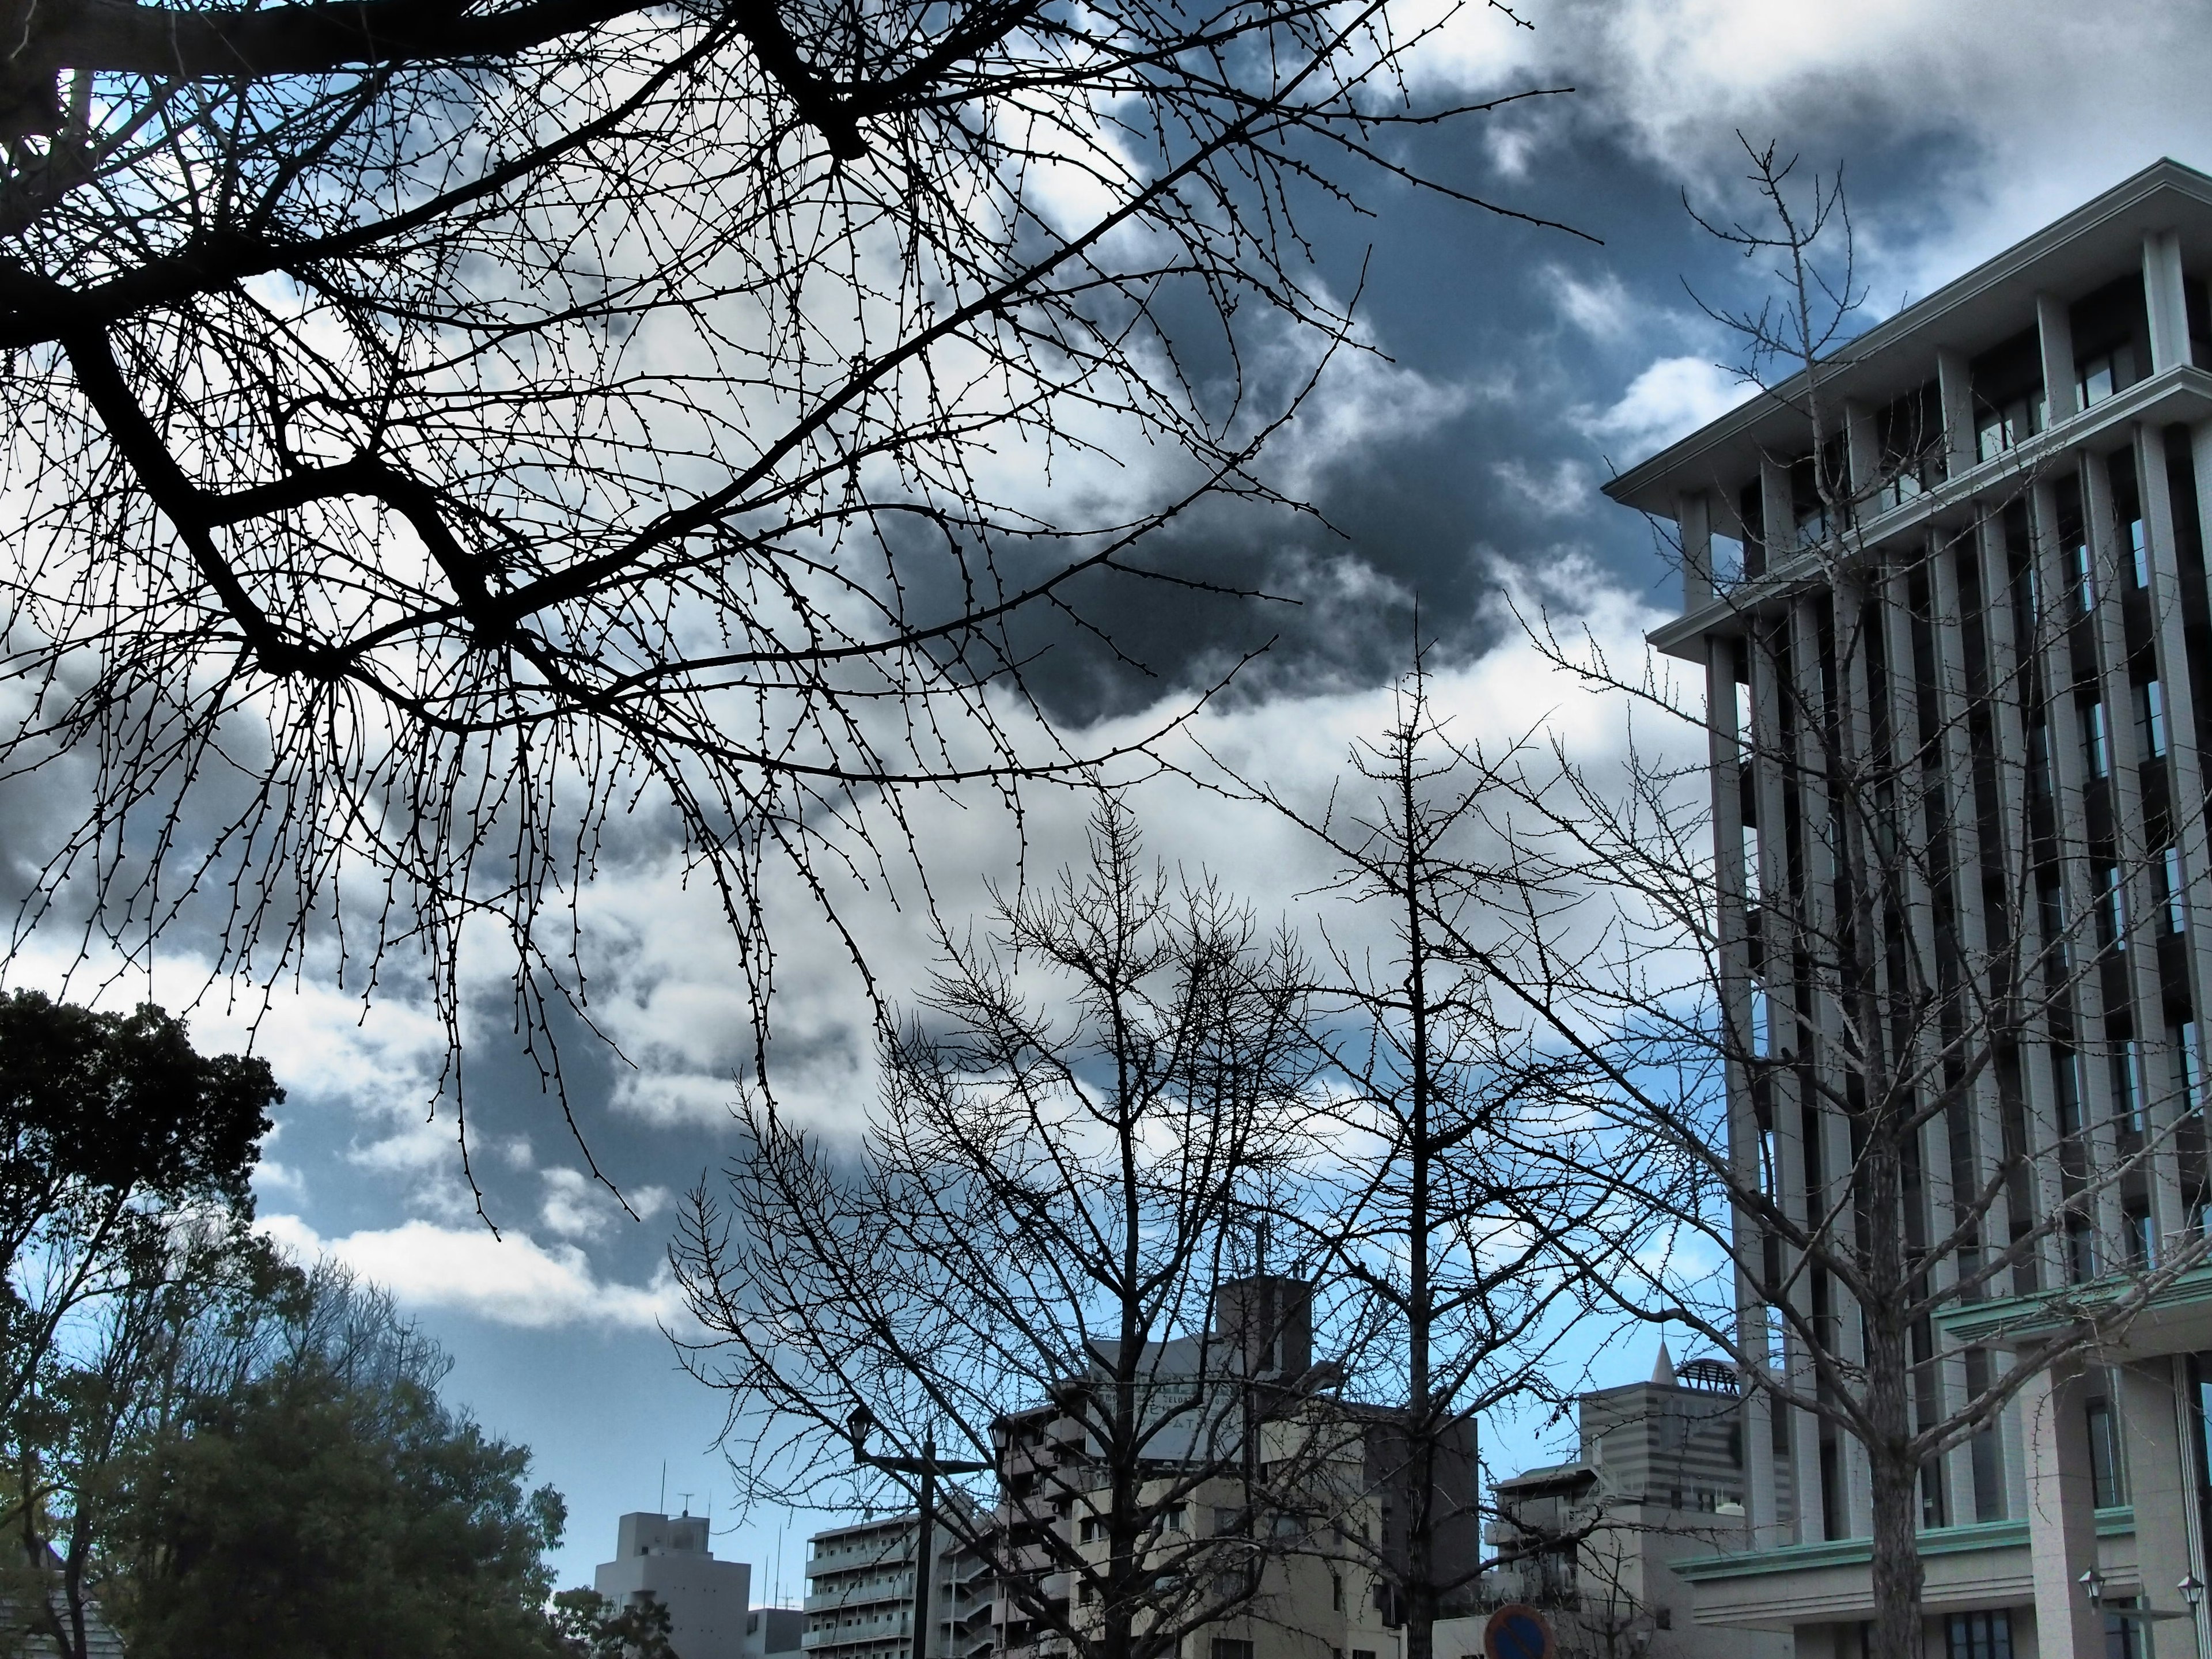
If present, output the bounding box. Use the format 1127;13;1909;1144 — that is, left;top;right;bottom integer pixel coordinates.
810;1276;1468;1659
803;1512;982;1659
1605;157;2212;1659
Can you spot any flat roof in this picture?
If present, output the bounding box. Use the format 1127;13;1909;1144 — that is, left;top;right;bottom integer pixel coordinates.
1603;157;2212;520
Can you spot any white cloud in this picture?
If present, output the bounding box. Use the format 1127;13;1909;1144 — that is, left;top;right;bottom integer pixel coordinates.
1548;268;1637;342
539;1166;671;1240
260;1214;686;1331
1490;457;1599;518
1574;355;1752;466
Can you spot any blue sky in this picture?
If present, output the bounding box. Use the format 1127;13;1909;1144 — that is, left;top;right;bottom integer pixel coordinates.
17;0;2212;1596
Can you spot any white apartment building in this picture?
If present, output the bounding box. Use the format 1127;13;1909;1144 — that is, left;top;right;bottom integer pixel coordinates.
1607;157;2212;1659
804;1512;981;1659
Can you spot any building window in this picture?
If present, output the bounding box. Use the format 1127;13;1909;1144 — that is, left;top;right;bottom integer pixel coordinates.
2129;516;2150;588
2098;863;2126;952
2085;698;2110;778
2087;1399;2126;1507
2179;1022;2204;1116
1159;1505;1187;1533
2077;344;2137;410
2112;1041;2144;1131
1945;1611;2013;1659
2074;538;2097;613
1210;1642;1254;1659
1331;1573;1343;1611
1977;393;2045;463
2165;848;2189;934
2141;678;2168;758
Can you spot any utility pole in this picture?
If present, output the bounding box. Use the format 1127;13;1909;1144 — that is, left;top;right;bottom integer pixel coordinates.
848;1408;993;1659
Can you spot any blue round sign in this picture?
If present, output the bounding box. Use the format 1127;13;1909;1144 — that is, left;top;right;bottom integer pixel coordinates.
1482;1604;1554;1659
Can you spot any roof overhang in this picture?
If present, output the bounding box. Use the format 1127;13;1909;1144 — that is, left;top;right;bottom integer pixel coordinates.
1603;157;2212;523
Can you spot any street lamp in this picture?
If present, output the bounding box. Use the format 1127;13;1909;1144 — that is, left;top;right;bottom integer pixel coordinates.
2080;1568;2105;1607
2180;1574;2205;1608
849;1408;992;1659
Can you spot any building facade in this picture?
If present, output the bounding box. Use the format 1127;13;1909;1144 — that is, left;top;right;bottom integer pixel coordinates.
809;1276;1468;1659
1606;157;2212;1659
1475;1346;1789;1659
596;1510;755;1659
804;1512;982;1659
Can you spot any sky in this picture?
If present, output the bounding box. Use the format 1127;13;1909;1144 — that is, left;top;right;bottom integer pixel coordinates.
17;0;2212;1596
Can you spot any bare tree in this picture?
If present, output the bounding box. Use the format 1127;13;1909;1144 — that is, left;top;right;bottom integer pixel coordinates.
1490;143;2212;1659
672;797;1355;1659
0;0;1577;1160
1220;661;1618;1659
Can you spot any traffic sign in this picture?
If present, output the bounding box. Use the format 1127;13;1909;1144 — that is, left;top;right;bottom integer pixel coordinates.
1482;1604;1555;1659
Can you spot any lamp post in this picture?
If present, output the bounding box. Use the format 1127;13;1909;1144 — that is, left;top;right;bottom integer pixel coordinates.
2181;1574;2205;1608
849;1408;993;1659
2080;1567;2104;1608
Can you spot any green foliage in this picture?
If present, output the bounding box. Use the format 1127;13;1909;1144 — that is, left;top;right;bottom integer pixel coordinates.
101;1275;564;1659
546;1588;677;1659
0;990;276;1217
0;994;571;1659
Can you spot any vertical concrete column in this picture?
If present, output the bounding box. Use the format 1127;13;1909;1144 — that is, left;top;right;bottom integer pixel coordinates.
2020;1357;2104;1659
1878;555;1955;1529
1791;593;1850;1538
2032;471;2128;1266
2176;1354;2212;1659
2119;1360;2205;1655
1709;631;1780;1547
1845;399;1880;515
1940;347;1978;479
1748;611;1823;1542
1978;513;2071;1297
2138;423;2212;1150
2085;444;2187;1245
1681;489;1715;609
1762;456;1796;571
2147;230;2192;375
2040;293;2080;428
1928;537;2002;1518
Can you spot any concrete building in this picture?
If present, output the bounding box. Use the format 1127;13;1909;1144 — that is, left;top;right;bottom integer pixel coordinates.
596;1510;753;1659
808;1277;1460;1659
804;1511;982;1659
749;1607;808;1659
1471;1346;1789;1659
1607;156;2212;1658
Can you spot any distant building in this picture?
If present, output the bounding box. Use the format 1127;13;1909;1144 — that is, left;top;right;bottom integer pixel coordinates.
596;1510;753;1659
1468;1347;1786;1659
747;1605;806;1659
804;1512;980;1659
808;1276;1466;1659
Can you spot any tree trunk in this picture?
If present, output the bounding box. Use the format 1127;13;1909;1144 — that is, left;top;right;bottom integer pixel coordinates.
1868;1453;1925;1659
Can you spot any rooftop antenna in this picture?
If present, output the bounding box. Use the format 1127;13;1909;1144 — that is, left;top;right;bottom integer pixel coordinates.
659;1460;667;1514
677;1491;695;1516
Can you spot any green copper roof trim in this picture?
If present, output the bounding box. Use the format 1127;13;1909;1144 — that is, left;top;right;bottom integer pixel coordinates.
1933;1262;2212;1347
1670;1508;2134;1582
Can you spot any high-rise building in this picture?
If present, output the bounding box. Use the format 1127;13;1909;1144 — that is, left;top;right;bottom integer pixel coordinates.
1605;157;2212;1659
596;1510;754;1659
